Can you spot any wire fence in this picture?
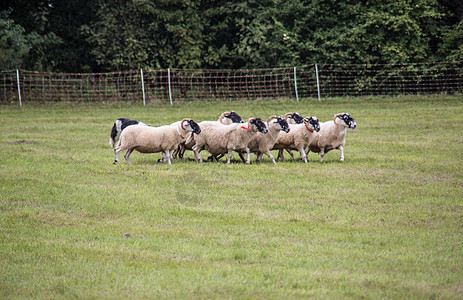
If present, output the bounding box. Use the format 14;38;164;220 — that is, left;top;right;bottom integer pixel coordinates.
1;61;462;105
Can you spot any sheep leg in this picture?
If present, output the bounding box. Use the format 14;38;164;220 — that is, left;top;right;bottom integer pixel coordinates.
158;153;167;163
286;149;296;160
227;150;233;164
208;155;219;162
238;153;246;163
339;146;344;161
320;148;325;163
114;148;120;164
276;149;285;162
113;143;125;164
256;152;263;163
165;150;172;165
245;147;251;164
171;146;179;160
192;145;203;163
298;147;308;163
124;148;134;165
177;144;185;160
264;150;276;165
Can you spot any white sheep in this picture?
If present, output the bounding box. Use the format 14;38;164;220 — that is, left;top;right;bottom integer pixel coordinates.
277;112;304;161
109;118;147;148
272;116;321;163
239;115;290;164
192;117;268;164
113;118;201;165
307;112;356;162
174;111;244;160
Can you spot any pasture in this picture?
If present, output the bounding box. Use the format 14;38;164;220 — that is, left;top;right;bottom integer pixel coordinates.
1;96;462;298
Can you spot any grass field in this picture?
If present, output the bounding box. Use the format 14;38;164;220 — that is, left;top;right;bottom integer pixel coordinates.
1;96;462;298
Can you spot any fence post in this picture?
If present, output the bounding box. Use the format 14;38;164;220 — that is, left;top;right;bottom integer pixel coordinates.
168;68;173;106
315;64;321;101
293;67;299;103
140;68;146;106
16;69;22;106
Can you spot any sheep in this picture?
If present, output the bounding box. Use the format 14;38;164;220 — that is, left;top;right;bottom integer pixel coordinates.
217;111;244;125
284;112;304;125
192;117;268;164
238;115;290;164
175;111;244;160
272;116;321;163
109;118;148;148
307;112;356;162
113;118;201;165
277;112;304;161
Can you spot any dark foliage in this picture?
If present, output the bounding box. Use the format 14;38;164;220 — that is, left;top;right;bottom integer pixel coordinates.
1;0;462;72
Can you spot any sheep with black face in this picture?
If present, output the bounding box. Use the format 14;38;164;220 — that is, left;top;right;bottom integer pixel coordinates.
308;112;356;162
192;117;268;164
174;111;244;160
277;112;305;161
284;112;304;125
239;115;290;164
114;118;201;165
272;116;321;163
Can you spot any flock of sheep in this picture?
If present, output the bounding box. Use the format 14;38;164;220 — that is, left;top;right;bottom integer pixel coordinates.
110;111;356;165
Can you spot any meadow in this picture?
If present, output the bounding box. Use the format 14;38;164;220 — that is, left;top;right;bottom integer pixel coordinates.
0;96;462;299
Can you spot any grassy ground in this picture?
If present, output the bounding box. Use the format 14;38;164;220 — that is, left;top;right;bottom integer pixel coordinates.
0;96;462;299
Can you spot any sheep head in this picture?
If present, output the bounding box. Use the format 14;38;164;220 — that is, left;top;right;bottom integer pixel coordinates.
277;116;290;133
229;111;244;123
268;115;289;133
219;111;244;124
181;118;201;134
303;116;321;132
284;112;304;124
248;117;268;134
334;113;356;129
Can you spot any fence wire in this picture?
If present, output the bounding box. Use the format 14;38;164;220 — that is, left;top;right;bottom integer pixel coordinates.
1;62;462;104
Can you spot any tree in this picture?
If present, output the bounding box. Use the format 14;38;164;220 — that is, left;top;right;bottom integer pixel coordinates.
1;0;461;72
82;0;215;71
0;9;30;69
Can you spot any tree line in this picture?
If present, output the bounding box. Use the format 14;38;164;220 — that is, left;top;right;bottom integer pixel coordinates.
1;0;462;73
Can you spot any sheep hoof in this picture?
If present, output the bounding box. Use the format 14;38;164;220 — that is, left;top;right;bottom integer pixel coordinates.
113;160;118;164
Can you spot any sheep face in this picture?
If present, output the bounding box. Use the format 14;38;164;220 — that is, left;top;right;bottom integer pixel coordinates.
250;118;268;134
228;111;244;123
335;113;357;129
183;119;201;134
291;112;304;124
276;117;290;133
304;116;321;132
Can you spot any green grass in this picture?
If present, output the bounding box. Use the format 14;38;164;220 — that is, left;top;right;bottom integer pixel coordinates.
1;95;462;299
